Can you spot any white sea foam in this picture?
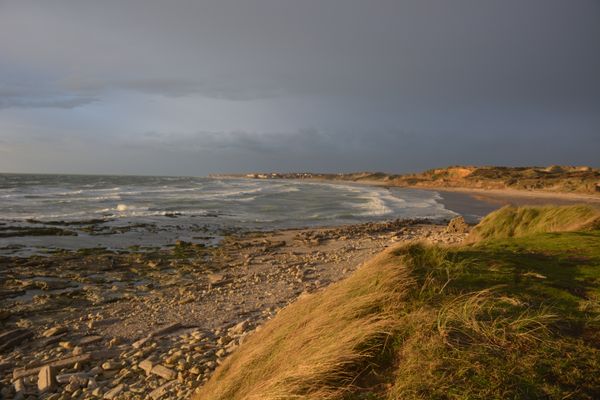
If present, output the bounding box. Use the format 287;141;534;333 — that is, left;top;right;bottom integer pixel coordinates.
0;175;457;228
195;186;265;200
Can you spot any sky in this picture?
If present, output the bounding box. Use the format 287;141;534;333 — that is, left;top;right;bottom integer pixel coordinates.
0;0;599;176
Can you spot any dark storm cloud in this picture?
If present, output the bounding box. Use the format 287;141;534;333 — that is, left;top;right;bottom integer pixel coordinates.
122;126;600;174
0;0;599;174
3;0;599;106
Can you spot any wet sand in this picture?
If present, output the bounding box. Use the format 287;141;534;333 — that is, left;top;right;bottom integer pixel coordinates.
432;187;600;223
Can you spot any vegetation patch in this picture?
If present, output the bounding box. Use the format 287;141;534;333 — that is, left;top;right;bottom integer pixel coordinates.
195;206;600;400
0;226;78;237
468;204;600;241
195;250;412;400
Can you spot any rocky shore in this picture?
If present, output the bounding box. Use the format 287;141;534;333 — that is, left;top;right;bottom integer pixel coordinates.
0;217;469;399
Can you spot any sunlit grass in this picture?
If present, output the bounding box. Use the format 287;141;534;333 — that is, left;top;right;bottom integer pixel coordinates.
194;206;600;400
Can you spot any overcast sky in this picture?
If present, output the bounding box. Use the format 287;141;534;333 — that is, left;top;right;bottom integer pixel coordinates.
0;0;598;175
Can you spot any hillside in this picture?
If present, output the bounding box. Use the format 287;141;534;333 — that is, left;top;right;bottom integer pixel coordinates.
233;165;600;195
194;205;600;400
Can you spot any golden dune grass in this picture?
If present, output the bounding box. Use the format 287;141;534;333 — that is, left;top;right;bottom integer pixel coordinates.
194;206;600;399
193;249;413;400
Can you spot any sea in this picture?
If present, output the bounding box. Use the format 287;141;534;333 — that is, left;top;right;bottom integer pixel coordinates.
0;174;464;254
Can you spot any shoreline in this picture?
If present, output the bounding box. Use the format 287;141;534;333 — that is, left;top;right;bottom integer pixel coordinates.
1;177;598;398
231;175;600;208
419;186;600;204
0;218;467;399
218;176;600;223
279;176;600;203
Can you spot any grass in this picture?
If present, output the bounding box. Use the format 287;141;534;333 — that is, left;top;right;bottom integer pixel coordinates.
194;206;600;400
386;229;600;400
196;250;412;400
468;204;600;241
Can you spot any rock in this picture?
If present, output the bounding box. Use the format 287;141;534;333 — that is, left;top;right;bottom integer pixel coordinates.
216;336;230;346
13;378;25;393
132;335;151;349
446;216;469;234
207;273;233;289
150;322;182;338
64;382;79;393
229;320;248;336
215;348;226;358
56;372;89;384
69;374;89;387
36;332;67;348
149;380;177;399
139;358;154;375
37;365;57;393
103;383;124;399
13;353;93;380
0;329;33;353
101;360;120;370
77;335;103;346
165;350;182;365
42;326;67;338
59;341;73;350
87;377;98;389
151;364;177;380
189;366;201;375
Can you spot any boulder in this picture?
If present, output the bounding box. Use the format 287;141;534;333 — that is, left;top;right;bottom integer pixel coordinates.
37;365;56;393
446;216;469;234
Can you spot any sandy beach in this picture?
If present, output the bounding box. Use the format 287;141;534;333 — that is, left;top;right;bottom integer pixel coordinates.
255;176;600;222
430;187;600;222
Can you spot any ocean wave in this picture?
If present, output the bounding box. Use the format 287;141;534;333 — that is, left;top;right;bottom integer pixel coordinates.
0;176;457;227
196;186;265;200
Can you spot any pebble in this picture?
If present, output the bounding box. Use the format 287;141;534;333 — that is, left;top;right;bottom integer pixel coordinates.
103;383;125;399
102;361;120;370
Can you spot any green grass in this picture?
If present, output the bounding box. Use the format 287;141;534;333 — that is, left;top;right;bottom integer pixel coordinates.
468;204;600;241
387;231;600;399
194;206;600;400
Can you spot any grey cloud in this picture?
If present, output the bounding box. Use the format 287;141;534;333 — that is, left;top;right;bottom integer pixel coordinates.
0;81;97;109
0;0;599;174
61;78;282;100
0;76;280;108
0;95;97;110
3;0;599;107
118;127;600;174
129;129;332;153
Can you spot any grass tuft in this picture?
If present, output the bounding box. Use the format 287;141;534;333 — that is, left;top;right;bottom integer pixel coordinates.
194;250;413;400
468;204;600;241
